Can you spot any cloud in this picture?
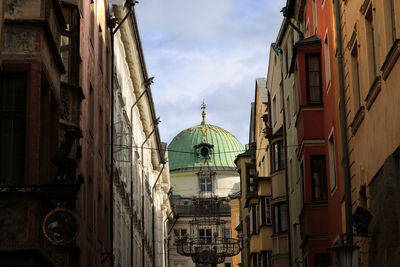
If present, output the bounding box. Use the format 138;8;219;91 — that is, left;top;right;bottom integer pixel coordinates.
135;0;286;145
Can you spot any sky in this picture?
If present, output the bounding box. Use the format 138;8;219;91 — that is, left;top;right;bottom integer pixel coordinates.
135;0;286;146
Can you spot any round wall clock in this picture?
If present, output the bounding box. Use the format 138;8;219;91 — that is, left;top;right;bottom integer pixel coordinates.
42;208;79;245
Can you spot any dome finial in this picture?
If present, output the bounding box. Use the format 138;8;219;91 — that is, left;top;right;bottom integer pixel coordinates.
201;100;207;125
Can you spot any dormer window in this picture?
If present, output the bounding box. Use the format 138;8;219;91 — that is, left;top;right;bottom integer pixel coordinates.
194;143;214;161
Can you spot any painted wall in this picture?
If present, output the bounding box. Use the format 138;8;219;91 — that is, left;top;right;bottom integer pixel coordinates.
339;0;400;265
266;42;290;267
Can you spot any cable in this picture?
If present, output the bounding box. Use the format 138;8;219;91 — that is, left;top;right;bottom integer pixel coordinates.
106;143;301;156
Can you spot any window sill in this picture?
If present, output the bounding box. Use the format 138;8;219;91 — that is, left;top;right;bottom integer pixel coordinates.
364;76;381;110
381;39;400;81
350;106;365;135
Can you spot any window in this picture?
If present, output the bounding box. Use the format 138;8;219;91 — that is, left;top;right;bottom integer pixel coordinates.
272;95;277;125
300;161;305;204
324;32;331;90
88;176;94;229
274;202;288;233
251;254;258;267
61;3;80;84
99;106;103;155
272;140;285;172
174;228;187;243
306;53;322;104
290;159;294;192
260;251;272;267
90;0;94;47
312;0;318;33
294;71;300;114
98;25;103;72
0;73;26;185
350;43;361;113
384;0;397;47
315;253;330;267
199;229;212;244
328;132;336;191
224;263;231;267
106;47;111;91
286;96;291;126
247;166;256;192
390;0;397;43
97;192;102;234
105;123;110;172
262;156;265;176
89;84;94;136
280;84;284;112
284;47;289;76
365;5;377;86
199;173;212;193
260;197;272;225
224;228;231;240
250;204;259;234
311;155;328;202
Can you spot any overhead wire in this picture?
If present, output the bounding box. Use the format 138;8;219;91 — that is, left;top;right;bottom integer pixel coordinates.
107;143;301;156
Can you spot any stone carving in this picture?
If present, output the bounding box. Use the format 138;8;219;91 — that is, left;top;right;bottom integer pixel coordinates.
51;129;83;182
60;92;71;122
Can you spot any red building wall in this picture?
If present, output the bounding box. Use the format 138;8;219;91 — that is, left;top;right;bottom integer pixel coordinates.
294;0;344;265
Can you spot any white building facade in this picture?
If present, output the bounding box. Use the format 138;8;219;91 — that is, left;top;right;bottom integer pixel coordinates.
112;5;173;267
167;112;243;267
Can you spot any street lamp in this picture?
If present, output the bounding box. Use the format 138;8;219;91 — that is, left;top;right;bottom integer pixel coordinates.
329;244;360;267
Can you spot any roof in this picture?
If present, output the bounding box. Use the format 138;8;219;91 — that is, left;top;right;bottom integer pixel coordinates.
168;124;244;172
289;35;321;74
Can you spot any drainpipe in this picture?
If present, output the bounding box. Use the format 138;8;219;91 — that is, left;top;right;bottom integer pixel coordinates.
163;210;173;267
167;213;179;267
333;0;353;244
152;163;166;267
280;79;293;267
141;119;160;267
108;2;136;266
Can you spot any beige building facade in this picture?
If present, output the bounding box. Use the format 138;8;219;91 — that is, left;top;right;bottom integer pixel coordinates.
339;0;400;266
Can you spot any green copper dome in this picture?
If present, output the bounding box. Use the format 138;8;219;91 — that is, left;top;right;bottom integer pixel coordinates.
168;123;244;172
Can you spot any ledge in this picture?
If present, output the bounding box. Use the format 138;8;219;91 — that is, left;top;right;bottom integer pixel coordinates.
350;106;365;135
381;39;400;81
364;76;381;110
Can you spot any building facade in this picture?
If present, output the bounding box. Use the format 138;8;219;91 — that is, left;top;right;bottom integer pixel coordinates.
338;0;400;266
167;111;243;267
0;1;172;267
111;4;172;267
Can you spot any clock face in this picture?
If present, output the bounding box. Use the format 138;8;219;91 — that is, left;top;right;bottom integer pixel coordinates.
43;208;79;245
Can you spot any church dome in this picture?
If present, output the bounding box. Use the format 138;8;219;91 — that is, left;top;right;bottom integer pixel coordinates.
168;123;244;172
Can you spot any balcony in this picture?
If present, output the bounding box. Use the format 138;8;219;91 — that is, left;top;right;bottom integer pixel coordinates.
299;203;328;245
296;105;324;146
